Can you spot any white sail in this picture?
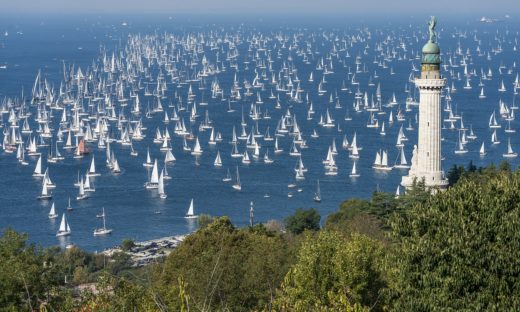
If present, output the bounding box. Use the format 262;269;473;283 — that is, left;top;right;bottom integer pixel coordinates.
56;213;71;236
480;142;486;156
214;151;222;167
165;149;176;163
59;214;67;232
48;202;58;218
350;161;360;177
232;166;242;190
88;155;100;176
158;170;167;198
185;199;198;218
150;159;159;184
33;155;43;176
191;137;203;155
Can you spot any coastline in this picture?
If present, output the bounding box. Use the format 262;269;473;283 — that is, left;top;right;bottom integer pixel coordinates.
101;234;187;267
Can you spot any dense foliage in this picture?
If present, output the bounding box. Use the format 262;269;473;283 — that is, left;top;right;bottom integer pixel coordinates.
390;165;520;310
151;217;296;311
284;208;321;234
1;162;520;311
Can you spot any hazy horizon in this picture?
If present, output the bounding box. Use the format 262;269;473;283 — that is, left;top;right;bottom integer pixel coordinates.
3;0;519;16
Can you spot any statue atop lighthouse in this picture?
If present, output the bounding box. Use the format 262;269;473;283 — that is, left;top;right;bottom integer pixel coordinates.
401;16;448;191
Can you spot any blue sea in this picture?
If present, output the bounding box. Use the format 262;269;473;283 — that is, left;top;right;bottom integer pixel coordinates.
0;14;519;251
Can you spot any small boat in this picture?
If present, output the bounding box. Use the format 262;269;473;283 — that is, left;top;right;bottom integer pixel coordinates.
222;168;232;182
214;151;223;167
66;197;73;211
479;87;486;99
394;147;410;169
454;132;468;154
314;180;322;203
145;159;159;189
87;155;101;177
349;161;360;177
263;150;274;164
56;214;71;237
232;166;242;191
503;138;518;158
130;141;138;156
372;150;392;171
158;170;167;199
491;130;501;145
143;148;154;167
93;207;112;236
76;179;88;200
191;137;203;155
479;142;487;156
73;139;89;159
37;181;52;200
48;202;58;219
33;155;45;177
185;199;198;219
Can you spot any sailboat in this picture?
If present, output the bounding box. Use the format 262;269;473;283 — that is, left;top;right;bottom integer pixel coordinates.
488;111;501;129
66;197;73;211
191;137;203;155
145;159;159;189
93;207;112;236
503;138;518;158
491;130;501;145
394;147;410;169
222;168;232;182
130;141;138;156
372;150;392;171
73;139;89;159
76;179;88;200
56;214;71;237
185;199;198;219
295;167;305;180
143;148;154;167
112;158;121;173
33;155;44;177
214;151;223;167
37;181;52;200
263;150;274;164
232;166;242;191
479;87;486;99
314;180;322;203
158;170;167;199
349;161;360;177
499;79;507;92
48;202;58;219
454;131;468;154
87;155;100;177
478;142;487;156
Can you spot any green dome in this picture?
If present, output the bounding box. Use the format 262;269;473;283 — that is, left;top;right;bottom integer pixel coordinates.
422;41;440;54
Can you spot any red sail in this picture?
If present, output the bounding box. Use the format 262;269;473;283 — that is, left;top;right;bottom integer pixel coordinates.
76;139;90;155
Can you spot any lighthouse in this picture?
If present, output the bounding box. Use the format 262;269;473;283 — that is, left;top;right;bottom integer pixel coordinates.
401;16;448;191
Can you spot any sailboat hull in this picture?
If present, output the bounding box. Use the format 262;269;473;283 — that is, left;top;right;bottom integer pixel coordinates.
56;231;71;237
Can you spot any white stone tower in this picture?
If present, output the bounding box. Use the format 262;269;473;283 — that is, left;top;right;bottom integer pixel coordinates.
401;16;448;190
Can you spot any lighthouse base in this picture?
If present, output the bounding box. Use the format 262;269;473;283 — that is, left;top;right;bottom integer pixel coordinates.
401;172;448;193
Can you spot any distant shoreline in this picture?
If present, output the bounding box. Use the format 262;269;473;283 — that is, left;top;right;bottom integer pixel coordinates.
101;234;187;267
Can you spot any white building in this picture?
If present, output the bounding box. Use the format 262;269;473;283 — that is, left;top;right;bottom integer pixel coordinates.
401;17;448;191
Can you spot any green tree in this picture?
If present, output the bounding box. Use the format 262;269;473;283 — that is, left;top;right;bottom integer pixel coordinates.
153;217;294;311
197;214;215;229
390;170;520;310
274;231;387;311
0;229;64;310
120;239;135;252
284;208;321;234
